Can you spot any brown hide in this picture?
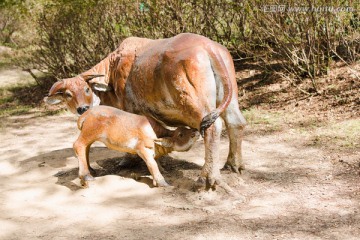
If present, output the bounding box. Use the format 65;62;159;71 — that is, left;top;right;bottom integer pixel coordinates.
47;33;233;131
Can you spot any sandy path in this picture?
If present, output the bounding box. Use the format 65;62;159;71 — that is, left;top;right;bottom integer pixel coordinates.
0;112;359;240
0;67;34;89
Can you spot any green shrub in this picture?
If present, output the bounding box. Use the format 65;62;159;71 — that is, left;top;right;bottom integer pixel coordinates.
18;0;359;92
247;0;359;93
32;0;247;78
33;0;131;78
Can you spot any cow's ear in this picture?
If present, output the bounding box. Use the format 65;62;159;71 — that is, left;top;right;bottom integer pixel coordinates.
44;95;63;105
83;74;112;92
92;83;112;92
45;81;65;105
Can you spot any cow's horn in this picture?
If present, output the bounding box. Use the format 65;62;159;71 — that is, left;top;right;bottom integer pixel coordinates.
48;80;65;96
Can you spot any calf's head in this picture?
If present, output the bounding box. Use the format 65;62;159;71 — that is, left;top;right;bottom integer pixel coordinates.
154;127;200;152
44;74;108;115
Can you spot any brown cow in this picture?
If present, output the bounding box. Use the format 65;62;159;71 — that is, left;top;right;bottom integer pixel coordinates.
74;105;199;187
45;33;246;189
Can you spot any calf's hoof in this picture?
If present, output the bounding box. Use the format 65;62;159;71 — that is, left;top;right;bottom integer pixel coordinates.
155;179;170;187
79;174;95;187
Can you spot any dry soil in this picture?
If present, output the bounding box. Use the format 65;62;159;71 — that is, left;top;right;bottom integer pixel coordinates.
1;111;359;240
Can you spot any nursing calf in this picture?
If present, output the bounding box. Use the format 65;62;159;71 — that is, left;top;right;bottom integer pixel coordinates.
73;105;199;187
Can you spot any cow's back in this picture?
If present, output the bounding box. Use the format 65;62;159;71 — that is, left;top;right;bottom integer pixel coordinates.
123;33;230;129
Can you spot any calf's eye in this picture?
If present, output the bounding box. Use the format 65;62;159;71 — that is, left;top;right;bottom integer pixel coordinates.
85;87;91;95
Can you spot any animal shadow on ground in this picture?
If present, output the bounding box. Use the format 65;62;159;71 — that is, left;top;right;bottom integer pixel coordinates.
53;149;202;191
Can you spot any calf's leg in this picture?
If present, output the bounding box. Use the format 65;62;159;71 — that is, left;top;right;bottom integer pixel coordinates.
85;144;96;176
137;147;169;187
73;137;95;187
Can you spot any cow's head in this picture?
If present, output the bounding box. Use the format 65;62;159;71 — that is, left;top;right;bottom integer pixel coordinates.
44;74;110;115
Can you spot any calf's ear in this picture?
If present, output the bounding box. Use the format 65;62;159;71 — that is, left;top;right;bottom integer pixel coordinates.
154;138;173;148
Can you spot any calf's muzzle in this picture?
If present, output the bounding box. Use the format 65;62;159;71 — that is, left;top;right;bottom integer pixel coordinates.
77;106;90;115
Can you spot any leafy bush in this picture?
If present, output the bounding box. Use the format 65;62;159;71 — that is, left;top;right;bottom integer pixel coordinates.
247;0;359;92
18;0;359;93
33;0;131;78
0;0;35;47
32;0;247;77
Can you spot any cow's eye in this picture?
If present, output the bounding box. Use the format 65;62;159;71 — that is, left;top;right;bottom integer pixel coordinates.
178;133;183;138
85;87;90;94
65;92;72;99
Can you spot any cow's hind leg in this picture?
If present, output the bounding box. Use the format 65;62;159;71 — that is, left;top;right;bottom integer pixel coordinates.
200;118;222;190
222;101;246;173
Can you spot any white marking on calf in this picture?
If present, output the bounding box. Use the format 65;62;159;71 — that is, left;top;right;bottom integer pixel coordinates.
126;138;138;149
143;124;157;139
98;133;108;143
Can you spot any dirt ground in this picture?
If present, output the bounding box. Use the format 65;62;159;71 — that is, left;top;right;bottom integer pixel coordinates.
0;109;359;240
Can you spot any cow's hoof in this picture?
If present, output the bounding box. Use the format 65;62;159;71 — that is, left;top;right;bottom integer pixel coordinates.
193;177;206;192
205;176;218;191
223;162;245;174
195;176;218;191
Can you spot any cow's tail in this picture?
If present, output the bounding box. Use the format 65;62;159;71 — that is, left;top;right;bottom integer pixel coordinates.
200;46;233;138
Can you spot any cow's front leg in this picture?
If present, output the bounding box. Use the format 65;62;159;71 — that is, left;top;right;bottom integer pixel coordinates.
200;118;222;190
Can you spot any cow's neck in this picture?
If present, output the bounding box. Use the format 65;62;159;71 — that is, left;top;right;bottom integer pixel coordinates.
81;54;112;84
146;117;174;138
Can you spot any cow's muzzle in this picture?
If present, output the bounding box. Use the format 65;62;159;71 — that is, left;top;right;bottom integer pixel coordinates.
77;106;89;115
